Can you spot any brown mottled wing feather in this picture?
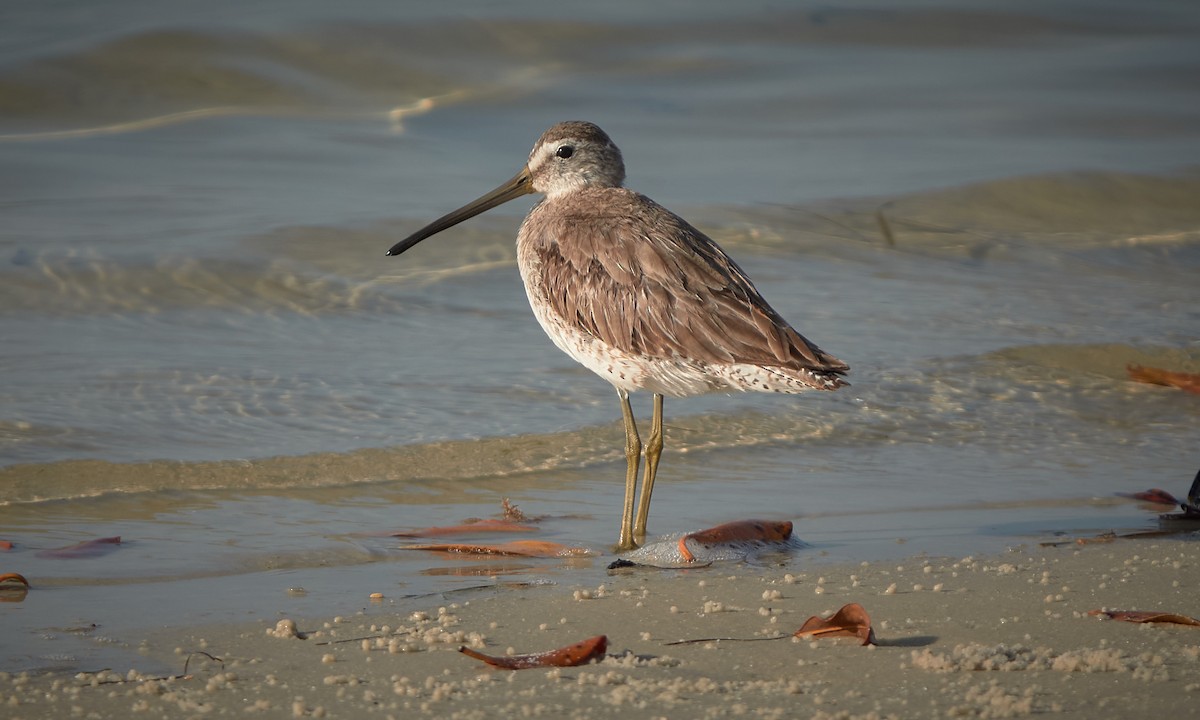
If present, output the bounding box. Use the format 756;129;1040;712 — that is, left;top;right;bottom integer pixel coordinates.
527;188;848;377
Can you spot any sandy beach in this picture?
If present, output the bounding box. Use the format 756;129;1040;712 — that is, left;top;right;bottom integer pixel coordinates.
4;536;1196;719
3;3;1198;718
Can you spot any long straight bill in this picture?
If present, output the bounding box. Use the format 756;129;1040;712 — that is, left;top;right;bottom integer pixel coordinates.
385;169;535;256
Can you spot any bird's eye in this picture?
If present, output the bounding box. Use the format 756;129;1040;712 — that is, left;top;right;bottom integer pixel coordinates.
556;145;574;159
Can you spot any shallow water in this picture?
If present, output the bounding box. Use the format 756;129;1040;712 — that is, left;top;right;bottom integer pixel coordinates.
2;0;1199;674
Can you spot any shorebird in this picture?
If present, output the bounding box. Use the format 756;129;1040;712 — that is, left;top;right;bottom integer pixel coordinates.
387;121;848;551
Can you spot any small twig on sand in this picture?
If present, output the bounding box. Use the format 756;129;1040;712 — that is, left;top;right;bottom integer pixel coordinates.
664;635;789;646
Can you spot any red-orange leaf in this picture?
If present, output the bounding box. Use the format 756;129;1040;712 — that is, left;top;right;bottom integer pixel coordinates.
678;520;793;563
404;540;594;558
1116;489;1182;506
1127;365;1200;394
795;602;877;646
37;536;122;559
459;635;607;669
0;540;12;551
1088;609;1200;626
0;573;30;587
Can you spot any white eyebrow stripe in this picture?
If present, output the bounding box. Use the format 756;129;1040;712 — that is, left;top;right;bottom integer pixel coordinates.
527;136;582;172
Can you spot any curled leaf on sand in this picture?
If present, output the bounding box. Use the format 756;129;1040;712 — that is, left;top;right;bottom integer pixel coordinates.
615;518;795;568
1116;489;1182;506
403;540;595;558
678;519;794;563
1127;364;1200;394
459;635;607;669
1113;468;1200;524
0;573;30;588
387;521;540;538
1089;609;1200;627
36;536;122;559
0;573;30;602
795;602;877;646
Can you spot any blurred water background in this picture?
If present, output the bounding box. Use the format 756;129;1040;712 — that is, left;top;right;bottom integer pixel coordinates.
1;0;1198;673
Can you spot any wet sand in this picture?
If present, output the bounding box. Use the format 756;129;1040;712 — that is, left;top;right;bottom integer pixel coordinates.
4;537;1196;718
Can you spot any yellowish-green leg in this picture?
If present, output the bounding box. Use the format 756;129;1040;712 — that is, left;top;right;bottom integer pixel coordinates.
616;388;642;552
633;393;663;542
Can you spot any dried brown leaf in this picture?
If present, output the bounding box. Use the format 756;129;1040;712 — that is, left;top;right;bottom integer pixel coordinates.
1127;364;1200;394
459;635;607;669
678;519;793;562
795;602;877;646
1089;609;1200;626
1116;489;1183;506
0;572;30;587
37;536;122;559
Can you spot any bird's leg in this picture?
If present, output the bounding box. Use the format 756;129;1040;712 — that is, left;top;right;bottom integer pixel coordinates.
633;393;663;543
616;388;642;552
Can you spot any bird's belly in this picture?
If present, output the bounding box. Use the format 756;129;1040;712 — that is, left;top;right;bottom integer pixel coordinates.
517;274;717;398
531;301;720;397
